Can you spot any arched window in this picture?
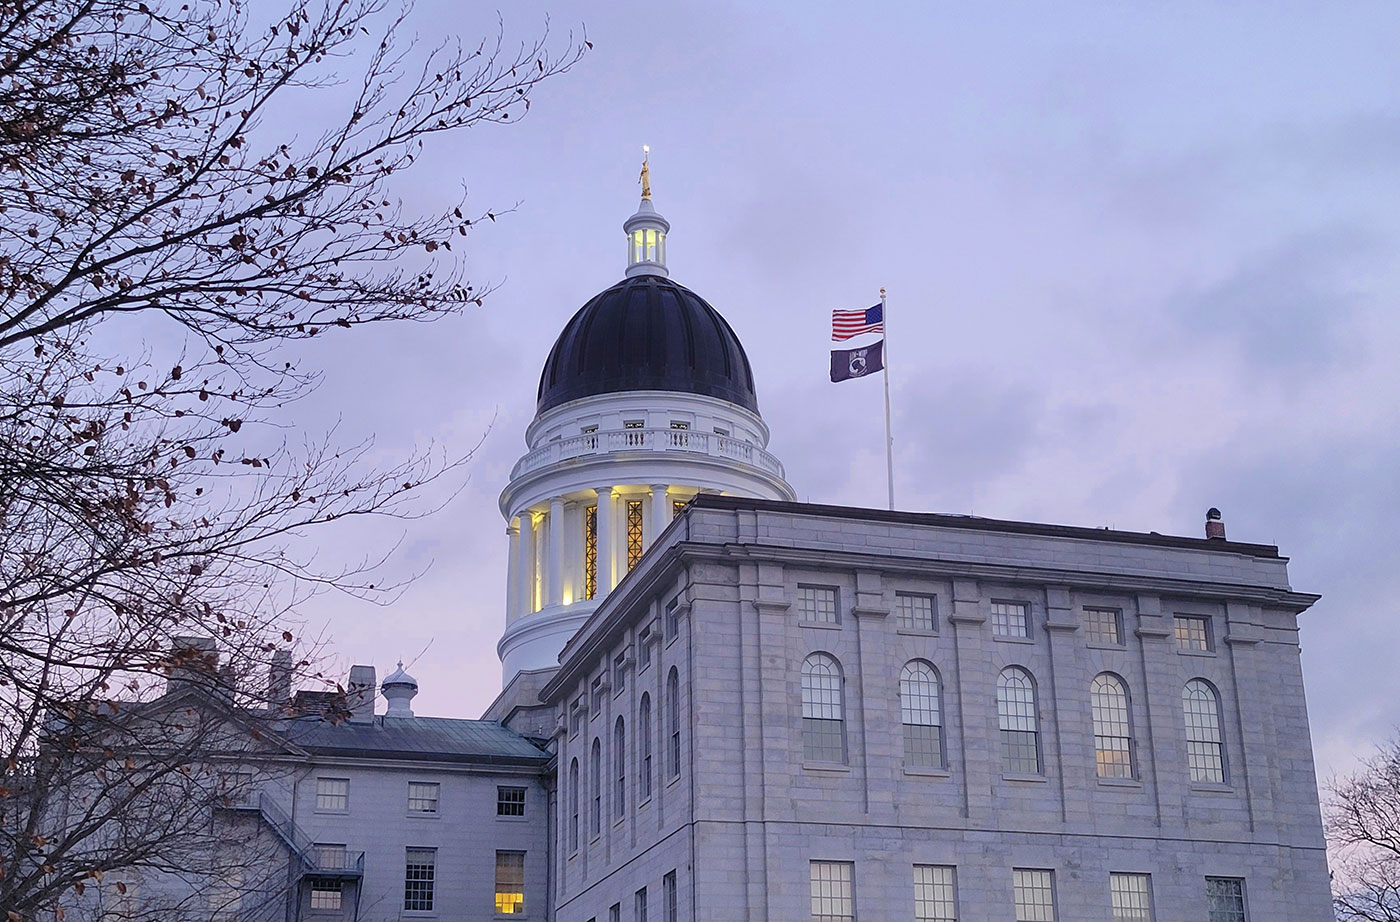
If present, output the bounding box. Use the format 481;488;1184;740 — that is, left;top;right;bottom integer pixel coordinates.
900;660;943;768
568;758;579;852
1091;673;1133;778
614;717;626;819
590;738;601;837
1183;679;1226;783
997;667;1040;774
801;653;846;763
639;693;652;801
667;668;681;780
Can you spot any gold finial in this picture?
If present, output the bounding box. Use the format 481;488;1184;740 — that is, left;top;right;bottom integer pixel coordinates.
639;144;652;200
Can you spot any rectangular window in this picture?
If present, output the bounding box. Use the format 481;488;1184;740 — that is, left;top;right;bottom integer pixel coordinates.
313;843;347;871
1012;869;1055;922
624;419;644;429
610;904;621;922
991;601;1030;638
592;674;605;712
497;786;526;817
570;696;585;736
1205;877;1246;922
798;585;839;624
665;598;680;641
639;624;653;670
713;427;730;437
494;851;525;915
1085;608;1123;645
1110;873;1152;921
669;420;690;430
403;848;435;913
315;777;348;812
663;871;678;922
407;782;439;815
584;505;598;601
914;865;957;922
896;593;937;631
634;887;648;922
217;769;254;807
1174;615;1212;652
614;651;627;694
810;861;855;922
626;500;645;570
310;880;342;911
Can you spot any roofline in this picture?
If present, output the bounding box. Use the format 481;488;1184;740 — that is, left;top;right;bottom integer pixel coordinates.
294;745;548;767
686;493;1286;560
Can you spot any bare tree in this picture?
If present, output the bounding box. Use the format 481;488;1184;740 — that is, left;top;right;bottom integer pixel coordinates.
1329;739;1400;921
0;0;584;918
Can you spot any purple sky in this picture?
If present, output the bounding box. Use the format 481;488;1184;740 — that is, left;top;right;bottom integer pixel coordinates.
270;1;1399;785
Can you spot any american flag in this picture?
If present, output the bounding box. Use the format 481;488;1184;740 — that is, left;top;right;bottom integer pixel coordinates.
831;303;884;341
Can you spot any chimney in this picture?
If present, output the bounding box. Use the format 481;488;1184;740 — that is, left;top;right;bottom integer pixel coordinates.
166;636;219;696
346;665;376;722
268;650;293;708
1205;507;1226;540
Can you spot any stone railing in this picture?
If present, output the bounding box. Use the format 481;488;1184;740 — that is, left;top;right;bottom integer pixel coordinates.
511;428;785;480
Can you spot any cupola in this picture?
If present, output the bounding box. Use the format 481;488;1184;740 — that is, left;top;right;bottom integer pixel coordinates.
381;661;418;718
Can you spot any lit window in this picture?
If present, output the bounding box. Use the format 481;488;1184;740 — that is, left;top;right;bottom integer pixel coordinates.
614;651;627;694
494;851;525;914
1085;608;1122;645
1205;877;1246;922
497;786;526;817
915;865;957;921
896;593;936;631
810;861;854;922
1013;869;1055;921
991;601;1030;638
997;668;1040;774
310;880;341;911
667;668;682;779
663;871;678;922
1183;680;1226;783
568;759;579;852
1110;873;1152;921
313;843;347;871
634;887;648;922
626;500;644;570
614;717;627;819
799;585;839;624
407;782;438;815
584;505;598;600
1091;674;1134;779
639;693;653;801
801;653;845;763
669;420;689;430
623;419;644;429
315;777;348;812
590;738;602;837
900;661;943;768
1174;615;1212;652
403;848;435;912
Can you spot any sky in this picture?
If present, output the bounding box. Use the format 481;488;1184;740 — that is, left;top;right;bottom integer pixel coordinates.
261;0;1399;787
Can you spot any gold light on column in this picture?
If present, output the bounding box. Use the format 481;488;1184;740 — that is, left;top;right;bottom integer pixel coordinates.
626;500;644;571
584;505;598;601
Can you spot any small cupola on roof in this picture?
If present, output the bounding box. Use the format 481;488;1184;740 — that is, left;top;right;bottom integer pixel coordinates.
381;661;418;718
623;146;670;278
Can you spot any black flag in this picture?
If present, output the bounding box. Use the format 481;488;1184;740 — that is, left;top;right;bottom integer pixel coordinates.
830;340;884;383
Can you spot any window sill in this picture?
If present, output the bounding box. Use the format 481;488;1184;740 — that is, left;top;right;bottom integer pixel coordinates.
1176;649;1217;657
1001;772;1048;783
313;809;349;816
992;634;1035;644
803;761;851;773
1190;782;1234;794
902;765;951;778
1096;777;1143;789
895;627;938;638
1085;641;1127;651
590;834;602;845
798;621;842;631
666;774;682;789
613;688;627;699
637;795;652;810
406;812;440;819
495;815;528;823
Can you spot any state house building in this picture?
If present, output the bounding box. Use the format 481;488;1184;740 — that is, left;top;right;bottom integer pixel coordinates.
90;170;1334;922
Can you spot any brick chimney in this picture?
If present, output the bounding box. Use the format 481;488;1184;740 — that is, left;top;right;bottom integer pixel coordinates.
1205;507;1226;540
346;665;376;722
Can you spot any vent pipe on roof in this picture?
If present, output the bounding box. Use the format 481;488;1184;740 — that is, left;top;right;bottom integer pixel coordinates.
1205;507;1226;540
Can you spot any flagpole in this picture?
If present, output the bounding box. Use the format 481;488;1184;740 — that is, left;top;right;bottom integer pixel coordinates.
881;288;894;511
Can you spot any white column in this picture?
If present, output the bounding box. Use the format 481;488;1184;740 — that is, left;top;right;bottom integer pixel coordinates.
595;486;615;596
505;521;520;621
548;497;565;607
649;483;670;548
513;514;533;617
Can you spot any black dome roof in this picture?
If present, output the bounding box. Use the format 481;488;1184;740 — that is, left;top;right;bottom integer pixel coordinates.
536;275;759;415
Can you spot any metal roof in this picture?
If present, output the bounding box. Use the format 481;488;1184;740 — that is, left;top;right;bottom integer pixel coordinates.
281;715;548;765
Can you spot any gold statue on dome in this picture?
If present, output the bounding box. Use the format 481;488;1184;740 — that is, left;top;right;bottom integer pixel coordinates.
639;145;651;200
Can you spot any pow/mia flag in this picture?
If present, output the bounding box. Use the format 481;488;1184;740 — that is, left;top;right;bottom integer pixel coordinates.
829;340;884;383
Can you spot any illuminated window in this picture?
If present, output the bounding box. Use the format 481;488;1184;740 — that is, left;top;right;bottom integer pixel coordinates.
315;777;348;812
639;693;652;801
496;786;526;817
992;601;1030;638
1085;608;1122;645
1183;679;1226;783
901;661;943;768
1092;674;1134;779
626;500;644;570
403;848;435;912
1174;615;1212;651
614;717;627;818
1013;869;1055;921
310;880;341;911
997;668;1040;773
896;593;937;631
1110;873;1152;921
494;851;525;915
915;865;957;922
1205;877;1246;922
798;585;839;624
809;861;854;922
584;505;597;600
667;668;682;779
669;420;689;430
623;419;644;429
801;653;845;763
